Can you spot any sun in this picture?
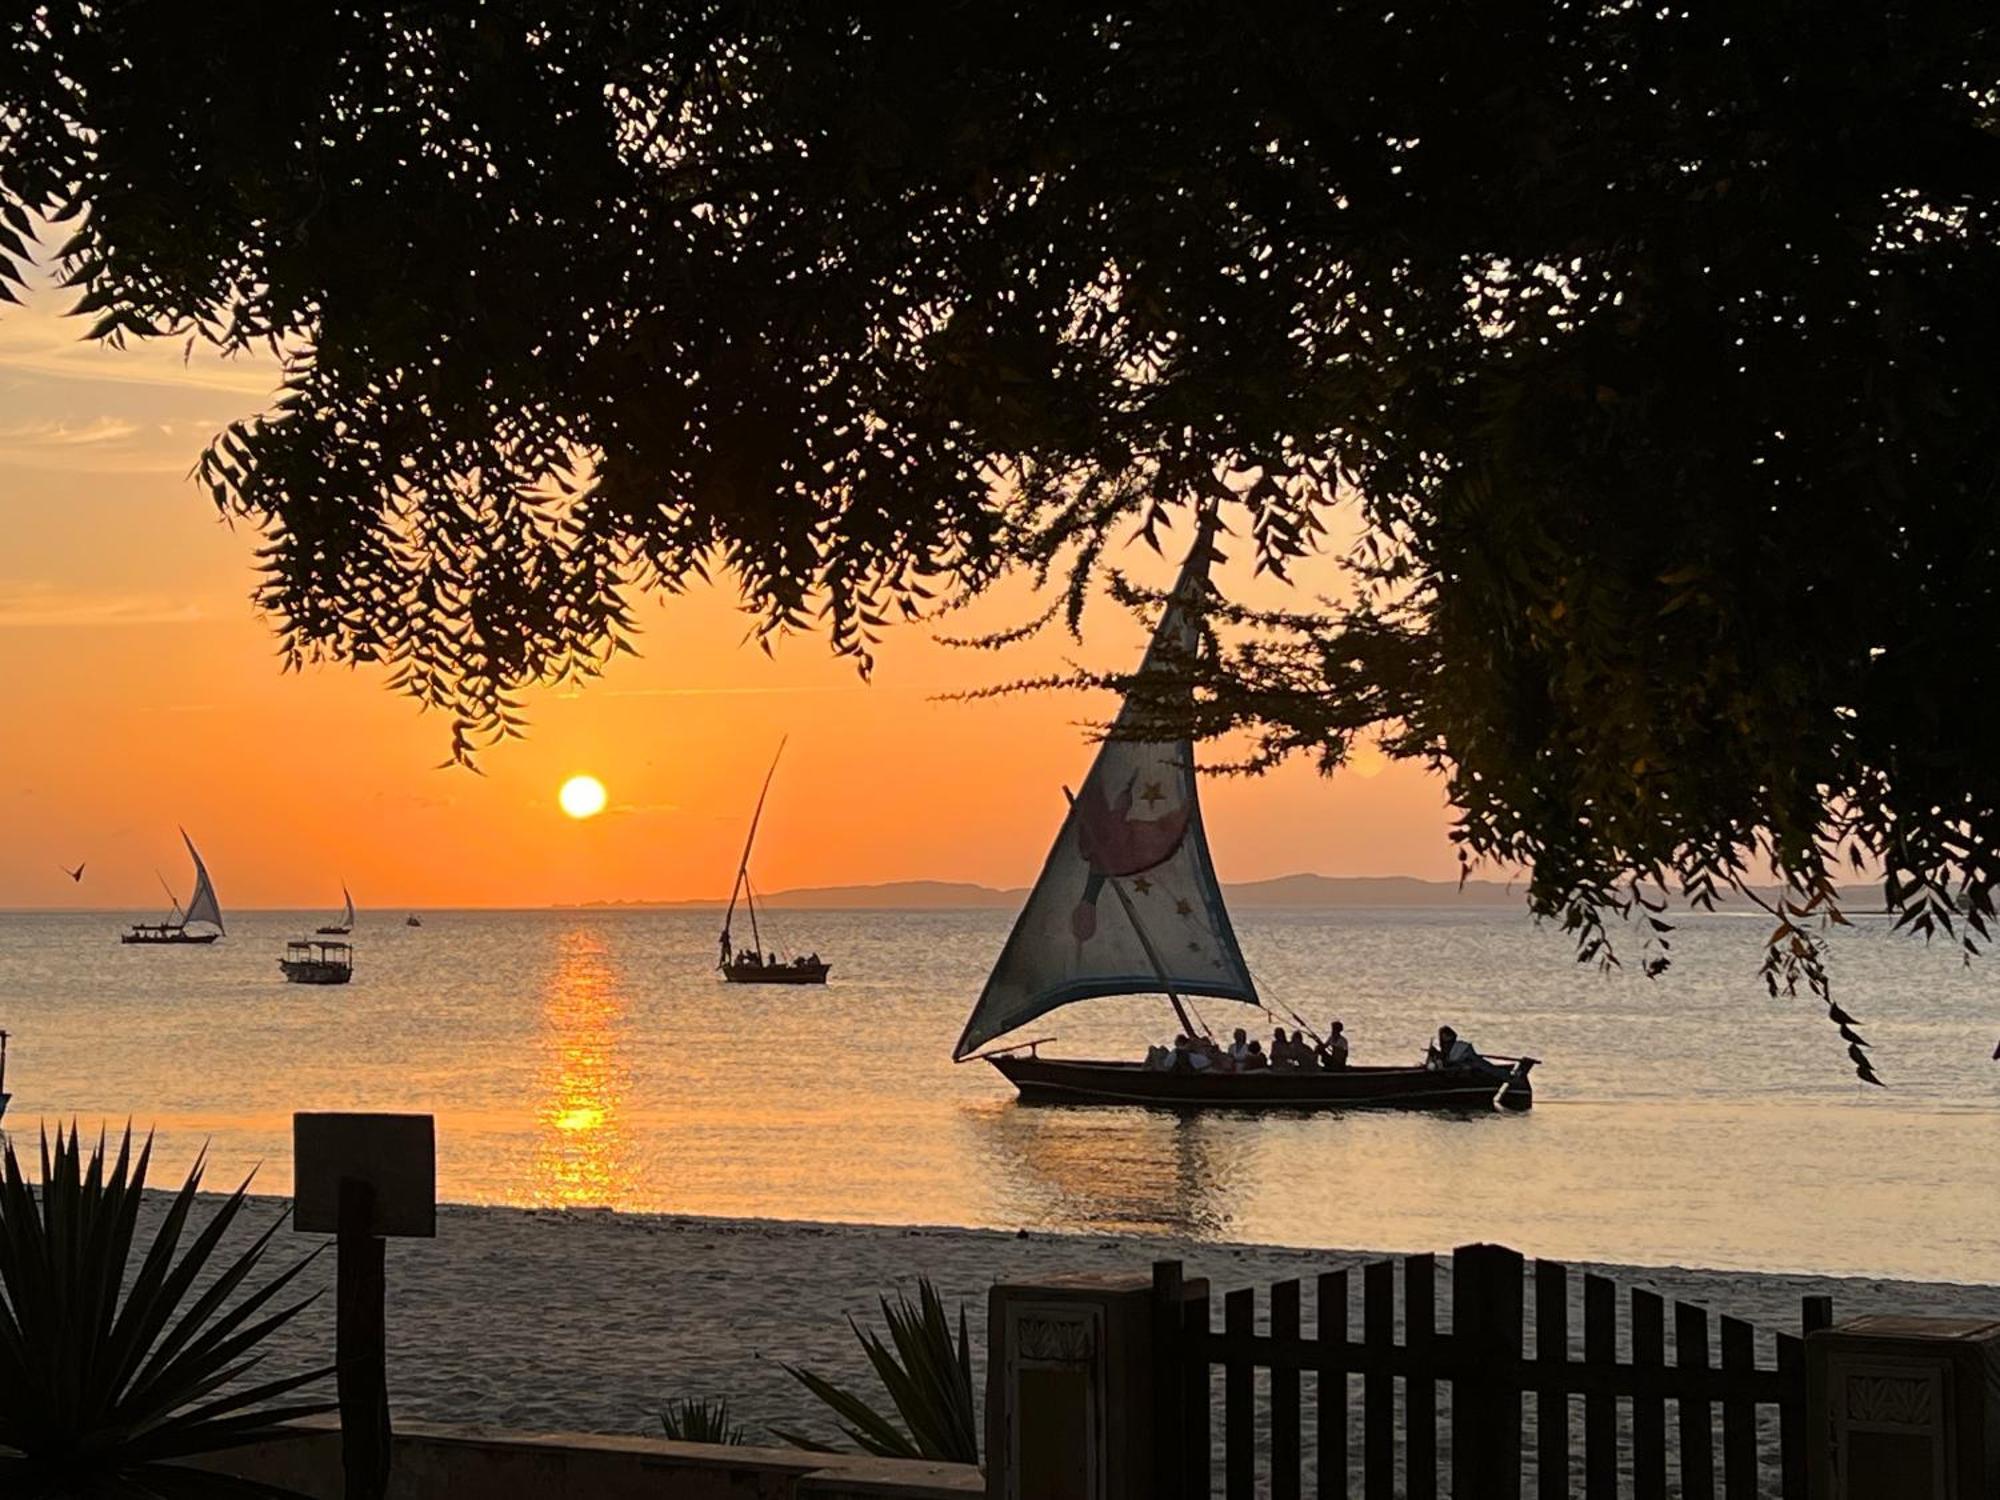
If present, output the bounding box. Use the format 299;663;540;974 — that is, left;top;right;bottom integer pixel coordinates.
559;774;608;820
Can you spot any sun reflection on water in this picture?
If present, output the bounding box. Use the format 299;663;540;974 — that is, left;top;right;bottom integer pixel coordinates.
532;925;633;1207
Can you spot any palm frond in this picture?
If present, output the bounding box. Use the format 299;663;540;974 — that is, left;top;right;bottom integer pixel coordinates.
779;1277;978;1463
659;1396;748;1446
0;1123;330;1498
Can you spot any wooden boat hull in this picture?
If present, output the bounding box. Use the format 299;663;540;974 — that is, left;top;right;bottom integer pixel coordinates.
722;961;831;985
314;926;351;936
122;929;219;945
989;1054;1534;1112
279;960;351;984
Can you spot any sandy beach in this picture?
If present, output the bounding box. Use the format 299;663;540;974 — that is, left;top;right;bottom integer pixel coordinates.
154;1193;2000;1448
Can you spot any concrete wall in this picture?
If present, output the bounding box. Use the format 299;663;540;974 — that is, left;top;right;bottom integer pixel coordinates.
192;1417;984;1499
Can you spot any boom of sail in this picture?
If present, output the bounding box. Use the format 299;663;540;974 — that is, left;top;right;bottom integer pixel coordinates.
952;526;1258;1061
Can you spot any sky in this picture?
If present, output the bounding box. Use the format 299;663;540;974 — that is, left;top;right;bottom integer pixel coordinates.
0;267;1464;910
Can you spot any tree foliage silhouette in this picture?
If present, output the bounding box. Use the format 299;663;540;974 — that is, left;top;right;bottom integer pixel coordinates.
5;4;1999;1058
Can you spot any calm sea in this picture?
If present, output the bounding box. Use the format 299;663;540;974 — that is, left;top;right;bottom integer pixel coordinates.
0;906;1994;1282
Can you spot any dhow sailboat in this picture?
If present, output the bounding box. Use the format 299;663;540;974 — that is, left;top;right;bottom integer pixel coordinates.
953;523;1537;1111
316;884;356;935
718;738;830;985
123;831;225;946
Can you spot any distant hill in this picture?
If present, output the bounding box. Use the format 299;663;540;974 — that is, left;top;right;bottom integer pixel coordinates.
1227;874;1521;907
579;873;1526;911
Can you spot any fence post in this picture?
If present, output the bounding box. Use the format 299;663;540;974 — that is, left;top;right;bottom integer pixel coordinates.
985;1268;1160;1500
1153;1262;1187;1500
1451;1243;1525;1500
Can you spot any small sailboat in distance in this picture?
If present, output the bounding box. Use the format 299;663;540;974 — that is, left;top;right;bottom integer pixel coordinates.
954;519;1538;1111
122;830;225;946
718;738;830;985
0;1030;11;1122
316;884;355;935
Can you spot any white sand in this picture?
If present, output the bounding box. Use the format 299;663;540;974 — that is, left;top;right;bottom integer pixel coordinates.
145;1194;2000;1451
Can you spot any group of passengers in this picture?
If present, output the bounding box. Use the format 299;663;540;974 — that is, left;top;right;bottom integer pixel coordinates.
1144;1021;1501;1078
1147;1020;1352;1074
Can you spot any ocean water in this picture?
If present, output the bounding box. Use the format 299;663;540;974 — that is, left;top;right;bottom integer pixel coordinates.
0;905;1994;1282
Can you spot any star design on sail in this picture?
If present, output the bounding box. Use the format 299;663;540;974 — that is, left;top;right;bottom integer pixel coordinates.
1067;771;1192;944
1132;876;1153;895
1141;781;1166;806
1175;898;1193;917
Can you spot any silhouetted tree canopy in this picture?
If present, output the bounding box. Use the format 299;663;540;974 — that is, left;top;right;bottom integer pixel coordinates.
7;4;2000;1052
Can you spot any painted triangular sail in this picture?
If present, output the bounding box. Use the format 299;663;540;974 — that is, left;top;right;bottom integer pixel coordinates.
952;527;1258;1060
180;830;223;934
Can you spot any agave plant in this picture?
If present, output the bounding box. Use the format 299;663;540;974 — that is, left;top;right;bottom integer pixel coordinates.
659;1397;748;1446
775;1278;977;1464
0;1125;336;1499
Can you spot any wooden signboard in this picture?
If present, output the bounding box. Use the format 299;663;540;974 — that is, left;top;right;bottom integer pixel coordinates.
293;1112;437;1238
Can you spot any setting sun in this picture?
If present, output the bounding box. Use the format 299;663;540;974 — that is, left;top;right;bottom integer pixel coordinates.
558;775;608;820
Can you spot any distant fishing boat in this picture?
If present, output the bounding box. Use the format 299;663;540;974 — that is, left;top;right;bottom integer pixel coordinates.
954;521;1537;1112
405;913;423;928
316;884;356;935
0;1030;10;1123
122;831;225;946
718;738;830;985
279;939;352;985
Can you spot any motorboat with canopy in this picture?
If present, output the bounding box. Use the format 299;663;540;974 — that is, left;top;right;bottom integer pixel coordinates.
717;737;830;985
280;939;353;985
122;831;225;946
952;520;1537;1112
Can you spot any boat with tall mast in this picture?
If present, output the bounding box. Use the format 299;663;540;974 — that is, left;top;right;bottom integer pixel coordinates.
122;831;225;946
718;738;830;985
953;520;1537;1111
316;884;356;935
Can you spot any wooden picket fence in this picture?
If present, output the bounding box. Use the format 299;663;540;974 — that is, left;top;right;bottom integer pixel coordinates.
1151;1244;1834;1499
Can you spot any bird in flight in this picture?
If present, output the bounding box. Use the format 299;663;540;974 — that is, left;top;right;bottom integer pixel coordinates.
61;862;85;883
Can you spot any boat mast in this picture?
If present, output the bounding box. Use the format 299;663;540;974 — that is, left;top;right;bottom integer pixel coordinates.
154;870;183;927
722;737;787;957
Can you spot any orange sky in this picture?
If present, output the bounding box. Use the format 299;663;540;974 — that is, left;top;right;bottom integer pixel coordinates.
0;268;1463;909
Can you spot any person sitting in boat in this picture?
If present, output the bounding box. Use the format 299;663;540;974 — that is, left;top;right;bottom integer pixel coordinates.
1144;1043;1174;1070
1228;1027;1251;1070
1320;1020;1351;1070
1242;1039;1270;1070
1428;1025;1505;1078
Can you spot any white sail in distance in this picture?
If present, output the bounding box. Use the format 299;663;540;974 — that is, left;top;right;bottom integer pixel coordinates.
953;523;1259;1060
180;830;224;934
340;884;355;927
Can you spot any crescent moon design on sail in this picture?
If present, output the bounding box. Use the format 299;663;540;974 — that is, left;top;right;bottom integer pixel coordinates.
1069;770;1193;942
